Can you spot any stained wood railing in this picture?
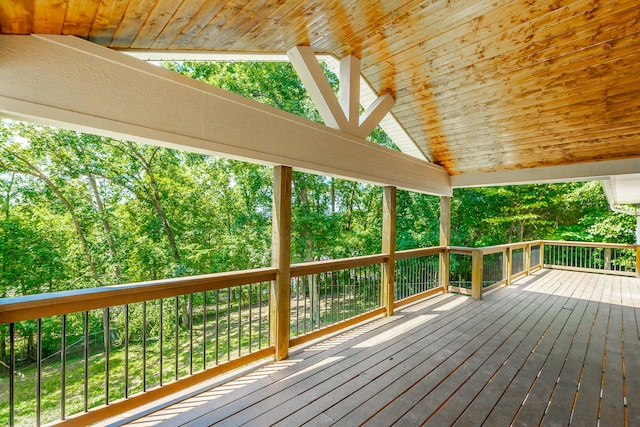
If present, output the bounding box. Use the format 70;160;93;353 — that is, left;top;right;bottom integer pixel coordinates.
0;240;637;426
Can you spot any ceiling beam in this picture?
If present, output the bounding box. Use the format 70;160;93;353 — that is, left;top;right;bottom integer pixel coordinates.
0;35;451;196
287;46;395;140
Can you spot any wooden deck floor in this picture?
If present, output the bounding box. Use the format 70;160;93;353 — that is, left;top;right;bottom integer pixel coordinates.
116;269;640;427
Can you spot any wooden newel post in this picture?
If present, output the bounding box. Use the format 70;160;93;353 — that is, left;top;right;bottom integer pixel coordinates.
439;196;451;292
382;186;396;316
271;166;292;361
471;250;483;301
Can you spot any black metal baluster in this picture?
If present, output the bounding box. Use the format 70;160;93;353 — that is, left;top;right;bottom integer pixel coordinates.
175;297;179;380
124;305;129;398
61;315;66;420
143;301;147;392
227;288;231;362
9;323;14;427
105;308;110;406
215;290;220;365
83;311;89;413
203;292;207;369
159;299;163;386
248;285;252;353
189;294;193;375
36;318;42;427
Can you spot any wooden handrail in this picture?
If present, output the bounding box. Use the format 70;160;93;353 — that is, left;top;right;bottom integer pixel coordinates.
290;254;388;277
0;267;277;324
395;246;446;260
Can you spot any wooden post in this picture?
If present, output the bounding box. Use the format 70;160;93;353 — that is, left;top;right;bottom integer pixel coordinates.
381;186;396;316
636;245;640;278
539;241;545;268
506;246;513;285
471;250;483;301
605;248;612;270
502;249;509;284
525;243;531;275
271;166;292;361
439;196;451;292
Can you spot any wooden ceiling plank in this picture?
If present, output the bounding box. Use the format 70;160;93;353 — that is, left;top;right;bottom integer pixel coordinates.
369;0;639;97
61;0;100;38
189;0;266;50
109;0;158;48
399;67;640;130
129;0;183;48
425;4;640;93
450;140;640;173
150;0;207;49
160;0;227;49
87;0;129;45
193;0;306;52
438;122;640;161
360;0;563;83
0;0;33;34
33;0;68;34
392;31;640;118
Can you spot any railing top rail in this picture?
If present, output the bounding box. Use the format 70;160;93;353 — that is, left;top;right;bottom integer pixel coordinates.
0;267;278;325
395;246;446;260
448;246;478;255
542;240;637;249
291;253;388;277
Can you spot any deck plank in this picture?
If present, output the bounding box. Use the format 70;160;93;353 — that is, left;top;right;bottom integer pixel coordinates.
452;271;579;426
117;270;637;427
623;276;640;426
511;272;593;426
537;273;601;427
229;284;531;426
569;274;612;426
404;273;583;426
600;276;625;426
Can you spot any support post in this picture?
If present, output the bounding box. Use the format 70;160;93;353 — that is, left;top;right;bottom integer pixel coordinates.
439;196;451;292
471;250;483;301
271;166;292;361
506;246;513;285
605;248;612;270
382;186;396;316
525;244;531;275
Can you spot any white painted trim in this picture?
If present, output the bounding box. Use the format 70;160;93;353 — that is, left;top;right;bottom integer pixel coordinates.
0;35;450;196
451;158;640;188
122;49;429;161
287;46;349;131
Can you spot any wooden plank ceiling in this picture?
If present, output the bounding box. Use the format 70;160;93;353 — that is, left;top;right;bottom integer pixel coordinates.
1;0;639;177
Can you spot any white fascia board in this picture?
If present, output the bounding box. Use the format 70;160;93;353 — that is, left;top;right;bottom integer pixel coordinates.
0;35;450;196
122;49;429;161
451;158;640;189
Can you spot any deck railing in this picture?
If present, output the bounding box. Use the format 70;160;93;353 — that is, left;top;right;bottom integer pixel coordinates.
542;240;638;277
0;240;637;426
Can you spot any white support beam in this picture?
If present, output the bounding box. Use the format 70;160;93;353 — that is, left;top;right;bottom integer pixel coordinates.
356;93;395;139
288;46;395;140
339;55;361;131
123;49;430;161
0;35;451;196
287;45;349;131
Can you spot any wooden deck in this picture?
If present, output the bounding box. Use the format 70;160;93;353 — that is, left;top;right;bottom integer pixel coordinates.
114;269;640;426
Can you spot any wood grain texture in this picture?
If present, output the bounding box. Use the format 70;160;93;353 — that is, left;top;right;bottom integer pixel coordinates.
1;0;639;178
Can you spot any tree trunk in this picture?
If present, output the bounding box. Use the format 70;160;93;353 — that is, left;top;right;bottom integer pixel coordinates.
87;173;121;279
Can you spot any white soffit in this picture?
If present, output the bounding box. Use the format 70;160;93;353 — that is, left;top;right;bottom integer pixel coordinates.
122;50;429;161
601;174;640;205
